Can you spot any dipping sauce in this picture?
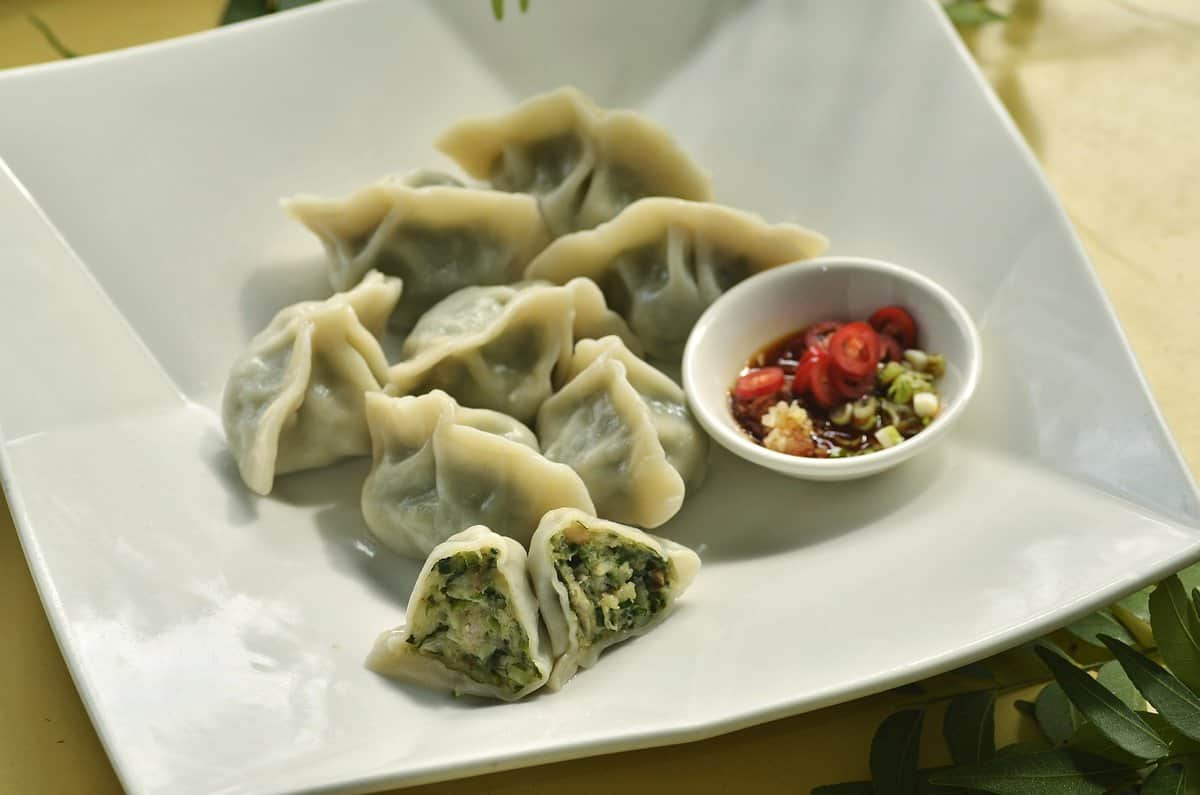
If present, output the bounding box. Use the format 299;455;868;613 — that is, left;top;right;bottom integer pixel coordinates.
728;306;944;458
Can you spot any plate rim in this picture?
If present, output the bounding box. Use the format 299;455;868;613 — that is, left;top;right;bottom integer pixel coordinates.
1;1;1199;793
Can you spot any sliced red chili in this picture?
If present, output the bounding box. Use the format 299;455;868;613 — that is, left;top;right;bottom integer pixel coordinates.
734;367;785;400
830;366;876;400
877;333;904;363
808;354;839;408
868;306;917;349
803;321;843;351
791;346;823;395
828;322;880;378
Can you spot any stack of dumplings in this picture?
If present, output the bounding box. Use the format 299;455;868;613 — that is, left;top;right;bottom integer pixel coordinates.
221;85;829;701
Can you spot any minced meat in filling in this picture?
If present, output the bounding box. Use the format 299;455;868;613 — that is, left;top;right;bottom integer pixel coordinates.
408;548;541;694
550;522;670;648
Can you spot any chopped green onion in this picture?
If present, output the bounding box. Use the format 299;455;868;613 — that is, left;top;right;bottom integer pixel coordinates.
875;425;904;448
829;402;854;426
879;361;906;385
904;349;929;371
913;391;939;418
851;396;878;430
887;370;933;404
926;354;946;378
880;400;904;427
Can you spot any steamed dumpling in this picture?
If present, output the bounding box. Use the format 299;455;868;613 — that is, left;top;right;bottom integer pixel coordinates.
537;336;707;528
284;181;550;331
222;272;402;495
436;86;713;237
361;390;595;559
525;198;829;360
387;278;641;424
367;525;552;701
528;508;700;690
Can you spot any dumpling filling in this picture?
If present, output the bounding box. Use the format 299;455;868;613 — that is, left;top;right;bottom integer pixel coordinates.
408;549;542;695
550;523;671;649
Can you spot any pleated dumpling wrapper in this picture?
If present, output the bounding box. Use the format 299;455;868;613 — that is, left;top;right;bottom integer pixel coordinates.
525;197;829;361
222;271;402;495
367;525;552;701
361;390;595;559
284;180;550;332
528;508;701;690
537;336;707;528
387;278;641;424
436;86;713;237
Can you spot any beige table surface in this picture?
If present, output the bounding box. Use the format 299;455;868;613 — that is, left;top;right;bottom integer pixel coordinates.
2;1;1198;792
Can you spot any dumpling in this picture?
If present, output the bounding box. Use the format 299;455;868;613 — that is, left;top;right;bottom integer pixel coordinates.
387;278;641;424
525;197;829;360
361;390;595;559
367;525;552;701
435;86;714;237
537;336;707;528
284;181;550;331
222;271;401;495
528;508;700;690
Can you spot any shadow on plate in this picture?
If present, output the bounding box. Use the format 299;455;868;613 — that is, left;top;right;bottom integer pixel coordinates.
661;443;950;561
237;255;333;340
373;671;534;712
200;427;259;526
273;458;420;608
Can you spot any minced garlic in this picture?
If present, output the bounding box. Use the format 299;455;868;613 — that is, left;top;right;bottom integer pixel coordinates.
761;400;815;456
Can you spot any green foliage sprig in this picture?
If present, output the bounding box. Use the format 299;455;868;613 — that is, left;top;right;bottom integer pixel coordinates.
490;0;531;21
941;1;1008;27
813;573;1200;794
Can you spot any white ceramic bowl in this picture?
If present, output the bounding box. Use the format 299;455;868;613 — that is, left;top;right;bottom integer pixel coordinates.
682;256;981;480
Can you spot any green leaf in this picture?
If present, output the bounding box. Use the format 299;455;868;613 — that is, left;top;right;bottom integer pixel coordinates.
1096;661;1144;711
221;0;272;24
1034;646;1169;761
1149;576;1200;693
1067;722;1147;768
810;783;874;795
943;691;995;765
1099;635;1200;742
519;0;530;11
942;0;1007;26
27;14;77;58
995;740;1054;756
928;748;1135;794
1066;610;1136;649
1036;683;1082;745
1139;712;1200;757
491;0;504;20
1141;763;1186;795
870;709;924;795
1116;565;1200;625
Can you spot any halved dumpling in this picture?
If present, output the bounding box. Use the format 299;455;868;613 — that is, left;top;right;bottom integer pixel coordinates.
528;508;701;690
367;526;552;701
537;336;707;527
524;197;829;360
284;182;550;331
436;86;713;237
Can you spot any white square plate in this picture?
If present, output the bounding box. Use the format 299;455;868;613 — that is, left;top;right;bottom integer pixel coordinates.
2;1;1198;793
